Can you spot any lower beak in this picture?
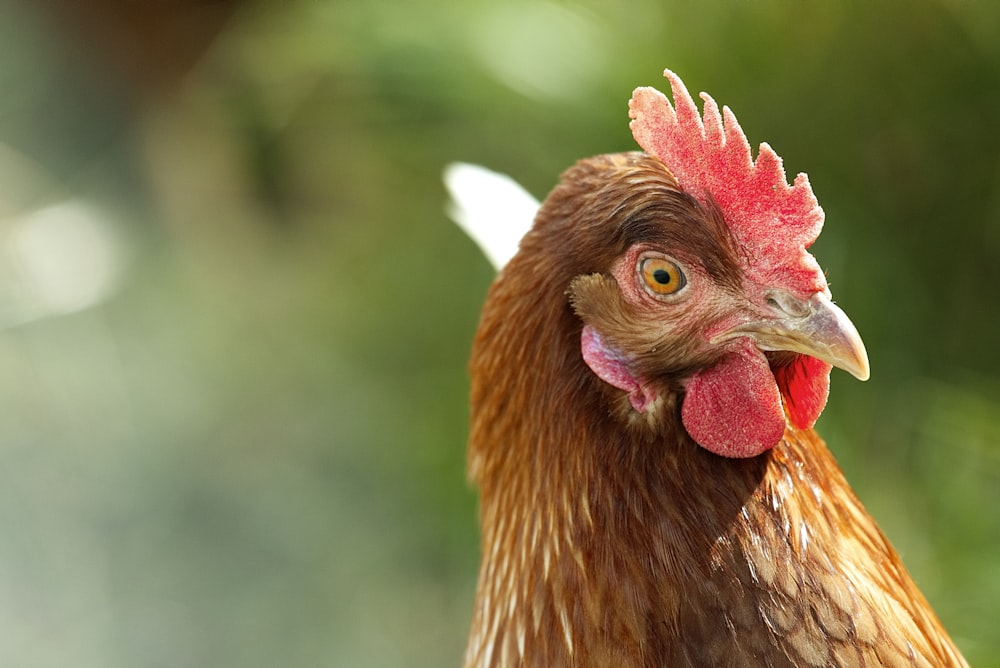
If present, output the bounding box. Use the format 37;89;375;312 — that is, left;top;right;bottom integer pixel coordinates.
719;292;870;381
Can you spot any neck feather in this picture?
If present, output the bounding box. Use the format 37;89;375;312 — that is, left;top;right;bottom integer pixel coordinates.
465;254;770;665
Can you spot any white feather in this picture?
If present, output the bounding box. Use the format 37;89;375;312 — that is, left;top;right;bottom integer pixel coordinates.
444;162;540;271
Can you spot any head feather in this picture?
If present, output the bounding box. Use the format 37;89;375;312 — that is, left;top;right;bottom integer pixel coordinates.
628;70;827;296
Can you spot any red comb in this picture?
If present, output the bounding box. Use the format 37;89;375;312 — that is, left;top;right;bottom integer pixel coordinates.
629;70;827;296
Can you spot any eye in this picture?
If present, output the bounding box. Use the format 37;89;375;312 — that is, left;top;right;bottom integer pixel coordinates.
639;256;687;297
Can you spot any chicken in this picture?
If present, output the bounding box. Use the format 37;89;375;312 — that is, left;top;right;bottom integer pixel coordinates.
447;69;968;667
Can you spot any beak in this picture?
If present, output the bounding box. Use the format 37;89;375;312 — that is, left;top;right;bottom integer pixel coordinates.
719;291;870;381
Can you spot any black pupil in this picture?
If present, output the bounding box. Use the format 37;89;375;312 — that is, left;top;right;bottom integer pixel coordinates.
652;268;672;285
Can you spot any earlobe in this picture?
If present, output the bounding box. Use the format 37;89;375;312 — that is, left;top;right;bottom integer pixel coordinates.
580;325;653;412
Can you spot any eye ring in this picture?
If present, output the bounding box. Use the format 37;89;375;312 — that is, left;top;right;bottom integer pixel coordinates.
638;255;687;298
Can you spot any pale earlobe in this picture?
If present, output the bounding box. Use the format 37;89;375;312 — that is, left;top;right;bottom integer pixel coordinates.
581;325;653;412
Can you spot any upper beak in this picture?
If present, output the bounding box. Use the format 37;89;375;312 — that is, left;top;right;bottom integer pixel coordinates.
719;291;870;381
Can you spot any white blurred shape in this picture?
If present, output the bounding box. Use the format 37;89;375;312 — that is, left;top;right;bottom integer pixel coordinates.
473;2;607;101
3;201;123;324
444;162;540;271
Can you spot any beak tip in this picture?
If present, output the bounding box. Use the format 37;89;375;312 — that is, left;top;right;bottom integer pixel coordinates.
844;327;870;382
838;331;870;382
856;349;871;381
811;293;870;383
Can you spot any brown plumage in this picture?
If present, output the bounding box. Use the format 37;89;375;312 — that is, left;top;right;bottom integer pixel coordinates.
460;88;967;666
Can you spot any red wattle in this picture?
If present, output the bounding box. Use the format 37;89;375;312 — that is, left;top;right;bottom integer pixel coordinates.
681;343;786;458
773;355;831;430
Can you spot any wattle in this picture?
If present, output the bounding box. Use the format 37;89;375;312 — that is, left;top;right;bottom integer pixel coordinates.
681;342;832;458
773;354;832;430
681;341;785;458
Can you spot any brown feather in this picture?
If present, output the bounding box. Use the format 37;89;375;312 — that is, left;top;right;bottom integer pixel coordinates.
464;153;966;667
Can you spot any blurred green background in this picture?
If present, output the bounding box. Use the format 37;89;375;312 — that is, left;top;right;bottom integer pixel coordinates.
0;0;997;665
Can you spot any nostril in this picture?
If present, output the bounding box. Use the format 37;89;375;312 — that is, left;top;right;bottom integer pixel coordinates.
764;290;811;318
